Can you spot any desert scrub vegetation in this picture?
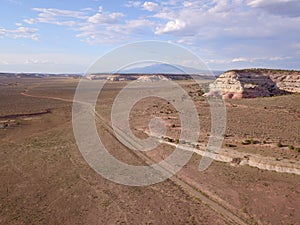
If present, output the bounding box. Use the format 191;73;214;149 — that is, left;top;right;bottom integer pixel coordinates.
225;143;237;148
294;147;300;152
0;121;10;128
163;137;180;144
287;145;300;152
242;139;258;145
277;142;283;148
163;137;174;143
101;199;112;208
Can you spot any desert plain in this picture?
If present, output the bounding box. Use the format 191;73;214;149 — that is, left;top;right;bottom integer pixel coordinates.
0;74;299;225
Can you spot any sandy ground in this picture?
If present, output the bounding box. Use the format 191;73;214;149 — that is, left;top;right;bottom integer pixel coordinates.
0;77;299;225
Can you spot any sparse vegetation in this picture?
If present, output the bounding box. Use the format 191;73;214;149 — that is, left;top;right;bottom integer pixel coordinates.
288;145;295;150
277;142;283;148
228;68;299;74
251;139;257;144
241;139;259;145
102;199;112;208
242;139;250;145
1;74;300;225
225;143;237;148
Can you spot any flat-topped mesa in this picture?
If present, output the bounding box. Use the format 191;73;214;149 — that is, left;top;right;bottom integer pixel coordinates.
207;69;300;99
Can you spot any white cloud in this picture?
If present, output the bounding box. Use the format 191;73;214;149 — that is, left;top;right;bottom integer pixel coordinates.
0;26;39;41
0;60;9;65
209;0;232;13
87;12;124;24
248;0;300;17
23;8;89;27
143;1;159;11
182;1;193;7
249;0;292;7
232;57;252;63
32;8;88;19
150;0;300;46
6;1;300;69
153;9;176;20
161;0;181;6
23;18;35;24
125;1;142;8
81;7;94;11
231;56;289;63
22;6;151;44
77;18;153;44
155;19;186;34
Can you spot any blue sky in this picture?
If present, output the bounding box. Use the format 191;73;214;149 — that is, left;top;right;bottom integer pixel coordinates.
0;0;300;73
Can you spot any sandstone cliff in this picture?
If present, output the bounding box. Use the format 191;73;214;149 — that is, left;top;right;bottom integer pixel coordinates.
207;69;300;99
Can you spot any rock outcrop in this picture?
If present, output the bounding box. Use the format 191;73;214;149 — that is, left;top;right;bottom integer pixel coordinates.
86;74;196;81
136;75;170;82
207;69;300;99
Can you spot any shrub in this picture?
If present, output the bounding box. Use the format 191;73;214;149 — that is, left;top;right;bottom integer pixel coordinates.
225;143;236;148
164;137;172;142
295;147;300;153
288;145;295;150
168;138;174;143
242;140;251;145
277;142;283;148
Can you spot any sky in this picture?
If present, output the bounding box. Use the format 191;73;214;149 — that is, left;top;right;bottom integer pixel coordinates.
0;0;300;73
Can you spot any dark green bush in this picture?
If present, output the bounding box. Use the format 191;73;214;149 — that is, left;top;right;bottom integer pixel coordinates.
288;145;295;150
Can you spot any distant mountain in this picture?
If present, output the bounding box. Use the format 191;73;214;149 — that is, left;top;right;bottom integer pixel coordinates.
120;63;215;75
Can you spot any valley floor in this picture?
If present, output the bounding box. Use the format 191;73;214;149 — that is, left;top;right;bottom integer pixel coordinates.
0;77;299;225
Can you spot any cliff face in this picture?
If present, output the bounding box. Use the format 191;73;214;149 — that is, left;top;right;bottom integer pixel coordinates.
208;69;300;99
271;73;300;93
